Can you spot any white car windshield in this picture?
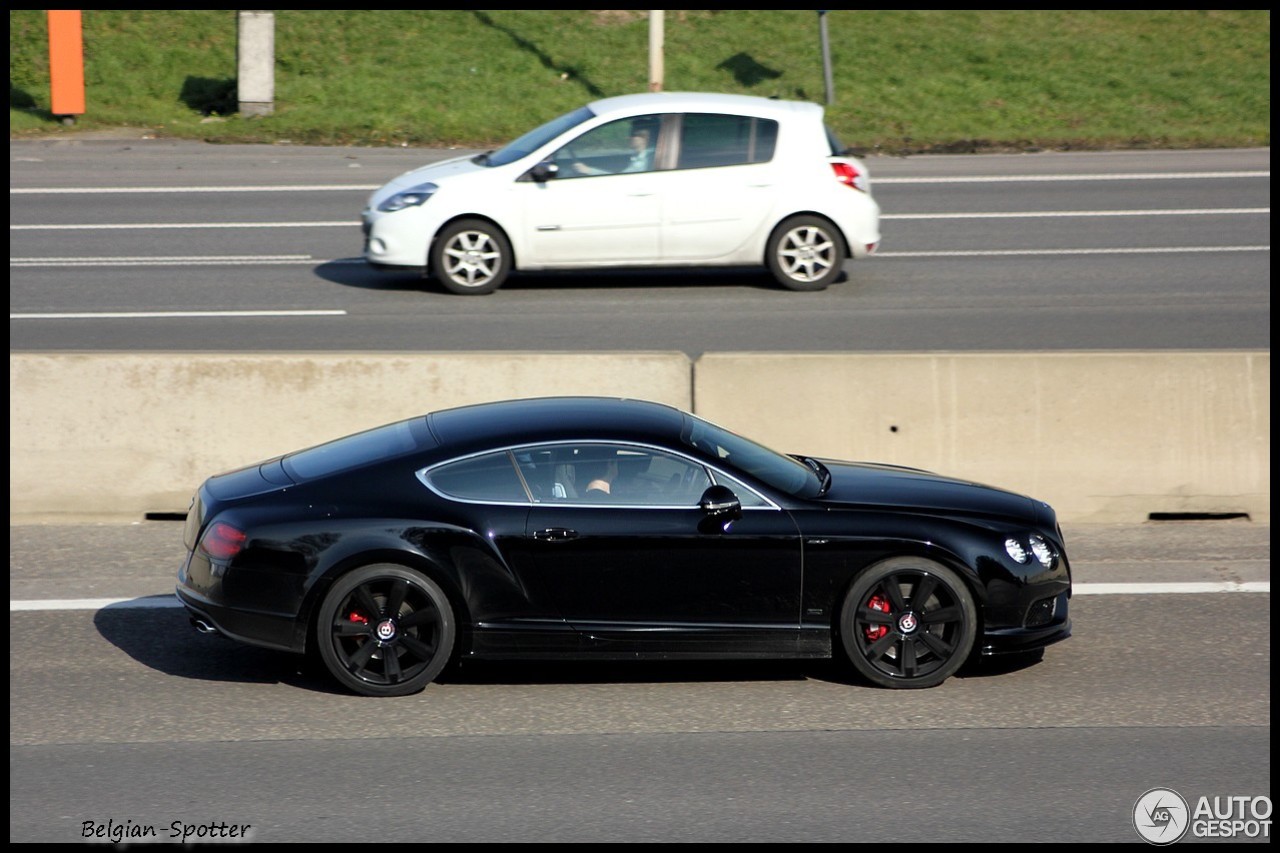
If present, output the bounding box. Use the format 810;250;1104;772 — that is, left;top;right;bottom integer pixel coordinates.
482;106;596;168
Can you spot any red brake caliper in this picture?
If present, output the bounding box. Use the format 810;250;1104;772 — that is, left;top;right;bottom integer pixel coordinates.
349;611;369;625
864;593;890;642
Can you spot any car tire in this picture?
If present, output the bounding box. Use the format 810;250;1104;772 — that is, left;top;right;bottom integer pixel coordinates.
316;563;456;697
838;557;977;689
766;215;848;291
430;218;512;295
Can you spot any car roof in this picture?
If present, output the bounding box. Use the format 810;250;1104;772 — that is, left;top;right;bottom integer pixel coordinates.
427;396;687;452
587;91;824;122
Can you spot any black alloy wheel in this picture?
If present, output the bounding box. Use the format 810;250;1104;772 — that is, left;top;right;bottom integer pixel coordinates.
839;558;977;689
316;564;455;697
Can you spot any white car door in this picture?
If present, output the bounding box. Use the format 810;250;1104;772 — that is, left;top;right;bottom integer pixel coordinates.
516;116;663;267
659;113;782;262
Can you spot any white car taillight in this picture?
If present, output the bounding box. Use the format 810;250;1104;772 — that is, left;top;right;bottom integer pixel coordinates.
830;161;869;193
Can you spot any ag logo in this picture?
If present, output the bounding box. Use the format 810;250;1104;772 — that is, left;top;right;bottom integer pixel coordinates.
1134;787;1190;845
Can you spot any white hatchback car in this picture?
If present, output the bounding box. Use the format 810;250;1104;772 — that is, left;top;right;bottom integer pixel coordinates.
362;92;880;295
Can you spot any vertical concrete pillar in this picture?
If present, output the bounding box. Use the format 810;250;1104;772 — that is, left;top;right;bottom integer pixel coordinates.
237;10;275;117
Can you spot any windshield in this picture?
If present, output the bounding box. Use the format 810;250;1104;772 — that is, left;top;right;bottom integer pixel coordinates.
483;105;596;167
681;415;822;499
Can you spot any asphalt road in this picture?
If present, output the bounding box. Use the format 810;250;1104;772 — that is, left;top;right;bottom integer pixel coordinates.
9;142;1270;354
9;519;1270;842
8;142;1271;842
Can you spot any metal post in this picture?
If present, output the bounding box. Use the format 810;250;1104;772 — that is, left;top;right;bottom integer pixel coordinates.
649;10;665;92
818;10;835;105
237;10;275;117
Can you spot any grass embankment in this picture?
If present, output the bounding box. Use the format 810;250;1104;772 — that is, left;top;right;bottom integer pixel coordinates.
8;9;1270;152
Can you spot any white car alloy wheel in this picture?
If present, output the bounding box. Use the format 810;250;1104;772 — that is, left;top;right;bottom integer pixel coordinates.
432;219;512;295
767;215;848;291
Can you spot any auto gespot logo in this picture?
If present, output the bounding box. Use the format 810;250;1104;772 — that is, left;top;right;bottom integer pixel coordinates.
1133;788;1272;844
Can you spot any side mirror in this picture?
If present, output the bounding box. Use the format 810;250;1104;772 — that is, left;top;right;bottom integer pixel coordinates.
699;484;741;519
526;161;560;183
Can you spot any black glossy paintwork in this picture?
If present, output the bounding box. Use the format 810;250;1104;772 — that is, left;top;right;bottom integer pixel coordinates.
818;461;1038;524
175;397;1071;664
521;502;804;655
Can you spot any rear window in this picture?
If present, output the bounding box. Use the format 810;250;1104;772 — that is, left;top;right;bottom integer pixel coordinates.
284;417;436;480
824;125;847;156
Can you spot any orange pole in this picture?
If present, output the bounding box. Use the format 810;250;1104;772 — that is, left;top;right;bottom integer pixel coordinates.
48;10;86;117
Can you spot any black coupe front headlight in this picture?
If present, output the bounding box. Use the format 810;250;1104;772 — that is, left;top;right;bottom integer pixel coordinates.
1028;534;1057;568
1005;534;1057;568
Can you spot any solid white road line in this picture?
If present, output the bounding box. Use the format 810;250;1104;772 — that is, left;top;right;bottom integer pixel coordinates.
882;208;1269;219
874;171;1270;184
9;582;1271;611
875;246;1269;258
11;221;353;230
10;309;347;320
10;256;365;267
10;184;381;194
1072;582;1271;595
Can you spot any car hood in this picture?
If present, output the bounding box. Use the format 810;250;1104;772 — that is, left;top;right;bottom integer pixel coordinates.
370;154;491;204
816;460;1038;523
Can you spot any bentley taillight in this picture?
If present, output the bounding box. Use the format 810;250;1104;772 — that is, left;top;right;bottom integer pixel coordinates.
199;521;246;560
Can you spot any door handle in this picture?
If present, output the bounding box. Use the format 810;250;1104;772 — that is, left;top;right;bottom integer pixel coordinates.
532;527;579;541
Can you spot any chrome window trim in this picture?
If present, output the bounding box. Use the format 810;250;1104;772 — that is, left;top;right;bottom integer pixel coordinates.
417;439;781;510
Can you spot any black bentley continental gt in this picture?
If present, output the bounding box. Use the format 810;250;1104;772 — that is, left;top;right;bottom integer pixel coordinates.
176;397;1071;696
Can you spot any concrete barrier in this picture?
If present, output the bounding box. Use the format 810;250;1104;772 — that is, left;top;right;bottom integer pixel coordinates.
9;351;1269;523
9;352;692;521
695;351;1269;523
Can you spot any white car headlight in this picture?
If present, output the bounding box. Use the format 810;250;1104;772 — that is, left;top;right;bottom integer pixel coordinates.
377;182;438;213
1004;538;1029;564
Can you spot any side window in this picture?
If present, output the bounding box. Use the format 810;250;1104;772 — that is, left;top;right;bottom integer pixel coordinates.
550;115;660;178
517;443;712;506
676;114;778;170
513;447;565;502
423;451;528;503
631;449;711;505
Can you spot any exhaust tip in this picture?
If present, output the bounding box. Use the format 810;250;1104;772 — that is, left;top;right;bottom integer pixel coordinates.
190;616;220;636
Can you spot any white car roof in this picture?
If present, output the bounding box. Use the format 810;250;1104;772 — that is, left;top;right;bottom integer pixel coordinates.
587;91;824;122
